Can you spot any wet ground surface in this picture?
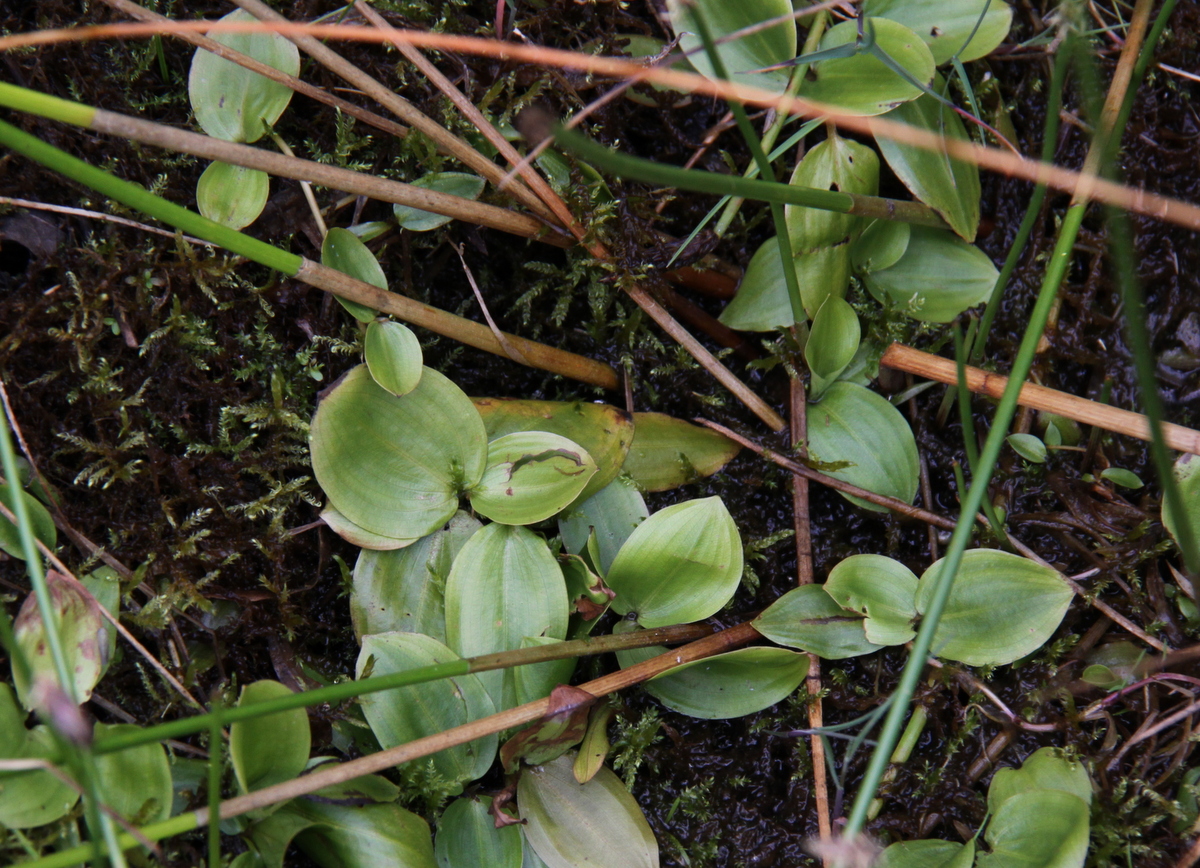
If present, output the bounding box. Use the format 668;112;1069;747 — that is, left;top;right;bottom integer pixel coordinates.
2;1;1200;865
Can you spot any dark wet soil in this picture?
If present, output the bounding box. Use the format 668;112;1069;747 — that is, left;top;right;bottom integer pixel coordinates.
2;1;1200;866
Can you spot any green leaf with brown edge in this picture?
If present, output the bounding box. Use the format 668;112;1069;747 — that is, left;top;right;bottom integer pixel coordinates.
310;364;487;543
500;685;595;773
621;413;740;493
865;0;1013;64
469;432;598;525
666;0;795;93
519;753;659;868
188;9;300;143
12;570;109;708
393;172;485;232
876;85;980;241
196;161;269;230
807;18;936;117
617;644;808;719
364;320;423;396
444;523;569;709
0;480;56;560
916;550;1072;666
753;584;883;659
558;476;648;576
356;632;497;789
824;554;919;646
435;796;524;868
605;497;742;628
858;225;998;323
472;398;633;504
321;227;387;322
807;382;919;512
0;683;80;829
229;680;312;795
92;722;173;824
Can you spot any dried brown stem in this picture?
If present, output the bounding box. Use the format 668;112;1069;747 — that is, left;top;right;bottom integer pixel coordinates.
196;621;761;824
880;343;1200;456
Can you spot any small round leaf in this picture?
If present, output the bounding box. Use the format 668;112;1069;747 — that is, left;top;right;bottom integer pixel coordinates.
196;161;269;229
1006;433;1047;464
365;320;423;396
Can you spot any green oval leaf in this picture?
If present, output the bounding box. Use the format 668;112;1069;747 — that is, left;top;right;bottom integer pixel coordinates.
717;236;797;332
1163;453;1200;555
618;645;808;719
473;398;634;505
321;227;388;322
394;172;486;232
558;477;648;576
357;632;497;788
469;432;598;525
859;226;998;323
988;747;1093;816
1006;433;1047;464
351;511;482;642
865;0;1013;64
878;839;974;868
850;219;911;274
93;723;173;824
188;9;300;143
1100;467;1143;489
292;801;438;868
365;320;423;396
978;790;1090;868
0;481;56;560
666;0;795;93
621;413;740;493
519;753;658;868
606;497;742;628
310;364;487;542
230;680;312;794
436;797;524;868
13;570;108;708
805;295;861;400
915;549;1072;665
753;584;883;659
444;524;569;708
507;637;578;709
876;85;981;241
0;684;80;828
808;18;936;116
787;132;881;253
196;161;269;230
824;554;918;646
807;382;919;511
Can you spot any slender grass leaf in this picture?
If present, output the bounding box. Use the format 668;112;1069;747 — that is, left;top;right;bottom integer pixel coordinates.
606;497;742;628
472;398;634;504
444;524;569;708
364;320;423;396
394;172;486;232
558;477;648;576
621;413;740;492
753;584;882;659
824;554;918;646
350;512;481;642
196;161;269;229
865;0;1013;64
519;753;658;868
915;550;1072;666
469;432;598;525
858;225;998;322
310;365;487;542
666;0;795;93
356;632;497;788
229;680;311;794
807;382;919;511
808;19;935;116
436;797;524;868
188;9;300;143
92;723;173;824
876;86;981;241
